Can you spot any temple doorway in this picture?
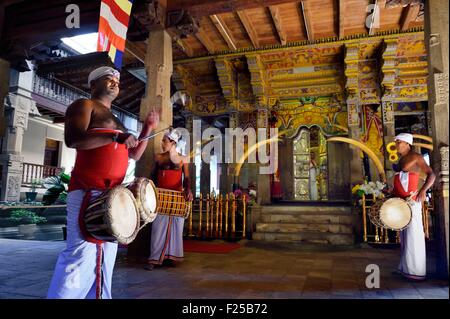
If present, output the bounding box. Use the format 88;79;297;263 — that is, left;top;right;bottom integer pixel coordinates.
293;126;328;201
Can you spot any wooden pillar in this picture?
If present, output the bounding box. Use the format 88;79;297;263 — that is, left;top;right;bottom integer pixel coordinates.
425;0;449;278
129;28;173;261
135;29;173;178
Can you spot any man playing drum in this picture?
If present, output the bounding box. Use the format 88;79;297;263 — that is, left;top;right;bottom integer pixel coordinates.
390;133;436;280
145;129;193;270
47;66;159;299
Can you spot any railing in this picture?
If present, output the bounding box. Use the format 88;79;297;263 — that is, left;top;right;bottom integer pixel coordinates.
361;194;433;244
32;74;142;132
185;194;250;240
22;163;63;186
32;74;89;106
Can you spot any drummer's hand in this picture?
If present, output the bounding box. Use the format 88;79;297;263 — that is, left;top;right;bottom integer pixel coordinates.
416;190;426;203
145;111;159;130
184;189;193;202
117;133;139;149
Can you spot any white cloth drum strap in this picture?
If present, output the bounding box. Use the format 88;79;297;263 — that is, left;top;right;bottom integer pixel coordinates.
398;171;409;193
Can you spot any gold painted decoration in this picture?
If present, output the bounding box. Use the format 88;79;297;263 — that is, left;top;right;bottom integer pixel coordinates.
327;137;386;182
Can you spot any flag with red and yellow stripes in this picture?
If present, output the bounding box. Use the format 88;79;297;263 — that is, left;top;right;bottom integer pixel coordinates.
97;0;134;69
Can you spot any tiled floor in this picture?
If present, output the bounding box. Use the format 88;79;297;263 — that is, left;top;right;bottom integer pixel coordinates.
0;238;448;299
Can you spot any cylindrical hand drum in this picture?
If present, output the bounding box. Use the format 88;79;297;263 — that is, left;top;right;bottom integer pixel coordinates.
156;188;192;219
84;186;140;244
127;177;158;224
369;197;412;231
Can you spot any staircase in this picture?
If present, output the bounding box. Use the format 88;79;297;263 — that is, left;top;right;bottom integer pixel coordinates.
252;204;355;246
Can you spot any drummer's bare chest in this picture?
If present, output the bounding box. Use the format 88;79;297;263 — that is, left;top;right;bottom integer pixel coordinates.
399;154;419;172
89;104;125;131
157;156;182;171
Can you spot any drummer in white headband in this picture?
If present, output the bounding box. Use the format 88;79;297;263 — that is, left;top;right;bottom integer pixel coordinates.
145;128;193;270
389;132;436;280
47;66;160;299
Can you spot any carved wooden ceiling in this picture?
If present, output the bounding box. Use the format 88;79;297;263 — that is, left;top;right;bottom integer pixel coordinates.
0;0;427;118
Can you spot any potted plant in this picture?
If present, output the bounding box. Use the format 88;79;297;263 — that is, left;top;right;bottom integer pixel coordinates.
42;173;71;205
8;209;47;239
25;179;42;202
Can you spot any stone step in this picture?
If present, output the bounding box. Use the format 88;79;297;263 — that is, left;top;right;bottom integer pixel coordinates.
252;231;354;245
259;213;354;225
256;222;353;234
260;205;351;215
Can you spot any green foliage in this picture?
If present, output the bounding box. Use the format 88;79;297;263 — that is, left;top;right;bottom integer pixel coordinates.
30;179;42;192
8;209;47;225
42;173;71;205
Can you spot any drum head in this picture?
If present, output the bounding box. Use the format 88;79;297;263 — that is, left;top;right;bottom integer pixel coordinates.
142;179;158;215
105;186;139;243
379;197;412;230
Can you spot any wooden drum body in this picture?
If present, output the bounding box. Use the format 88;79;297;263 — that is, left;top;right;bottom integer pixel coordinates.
127;177;158;224
84;186;140;244
156;188;191;219
369;197;412;231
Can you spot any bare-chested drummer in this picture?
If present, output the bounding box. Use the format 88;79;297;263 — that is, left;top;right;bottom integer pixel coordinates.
47;66;159;299
391;133;436;280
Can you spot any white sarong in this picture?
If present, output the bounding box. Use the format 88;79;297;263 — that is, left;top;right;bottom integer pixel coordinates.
397;172;426;280
148;214;184;265
47;190;118;299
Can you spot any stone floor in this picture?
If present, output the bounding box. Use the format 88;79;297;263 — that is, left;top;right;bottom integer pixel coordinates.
0;238;448;299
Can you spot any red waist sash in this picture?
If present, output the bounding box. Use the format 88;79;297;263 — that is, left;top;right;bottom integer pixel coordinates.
393;171;419;200
157;169;183;192
68;142;129;192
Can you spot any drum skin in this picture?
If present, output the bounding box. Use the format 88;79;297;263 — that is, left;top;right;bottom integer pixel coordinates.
84;186;140;244
127;177;158;224
369;197;412;231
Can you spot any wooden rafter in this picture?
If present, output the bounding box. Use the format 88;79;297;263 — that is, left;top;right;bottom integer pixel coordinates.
195;27;217;54
368;0;382;36
339;0;345;39
237;10;260;48
400;3;420;31
268;6;287;45
300;1;315;41
168;0;304;17
125;40;145;63
210;15;237;51
166;29;195;58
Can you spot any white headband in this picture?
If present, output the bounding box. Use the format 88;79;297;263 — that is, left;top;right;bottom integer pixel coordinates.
164;129;181;143
88;66;120;86
395;133;413;145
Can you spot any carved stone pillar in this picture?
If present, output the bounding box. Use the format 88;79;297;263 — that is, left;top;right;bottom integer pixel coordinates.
0;66;37;201
0;58;10;137
381;97;396;180
256;107;271;205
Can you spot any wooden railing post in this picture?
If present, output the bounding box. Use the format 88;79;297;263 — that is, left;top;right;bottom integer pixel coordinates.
198;194;203;237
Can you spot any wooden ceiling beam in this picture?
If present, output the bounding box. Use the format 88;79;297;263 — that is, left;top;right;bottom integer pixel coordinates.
300;1;315;41
400;3;420;31
166;29;195;58
168;0;305;17
339;0;345;39
210;15;238;51
236;10;260;48
195;27;217;54
125;40;146;63
268;6;287;45
368;0;381;36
